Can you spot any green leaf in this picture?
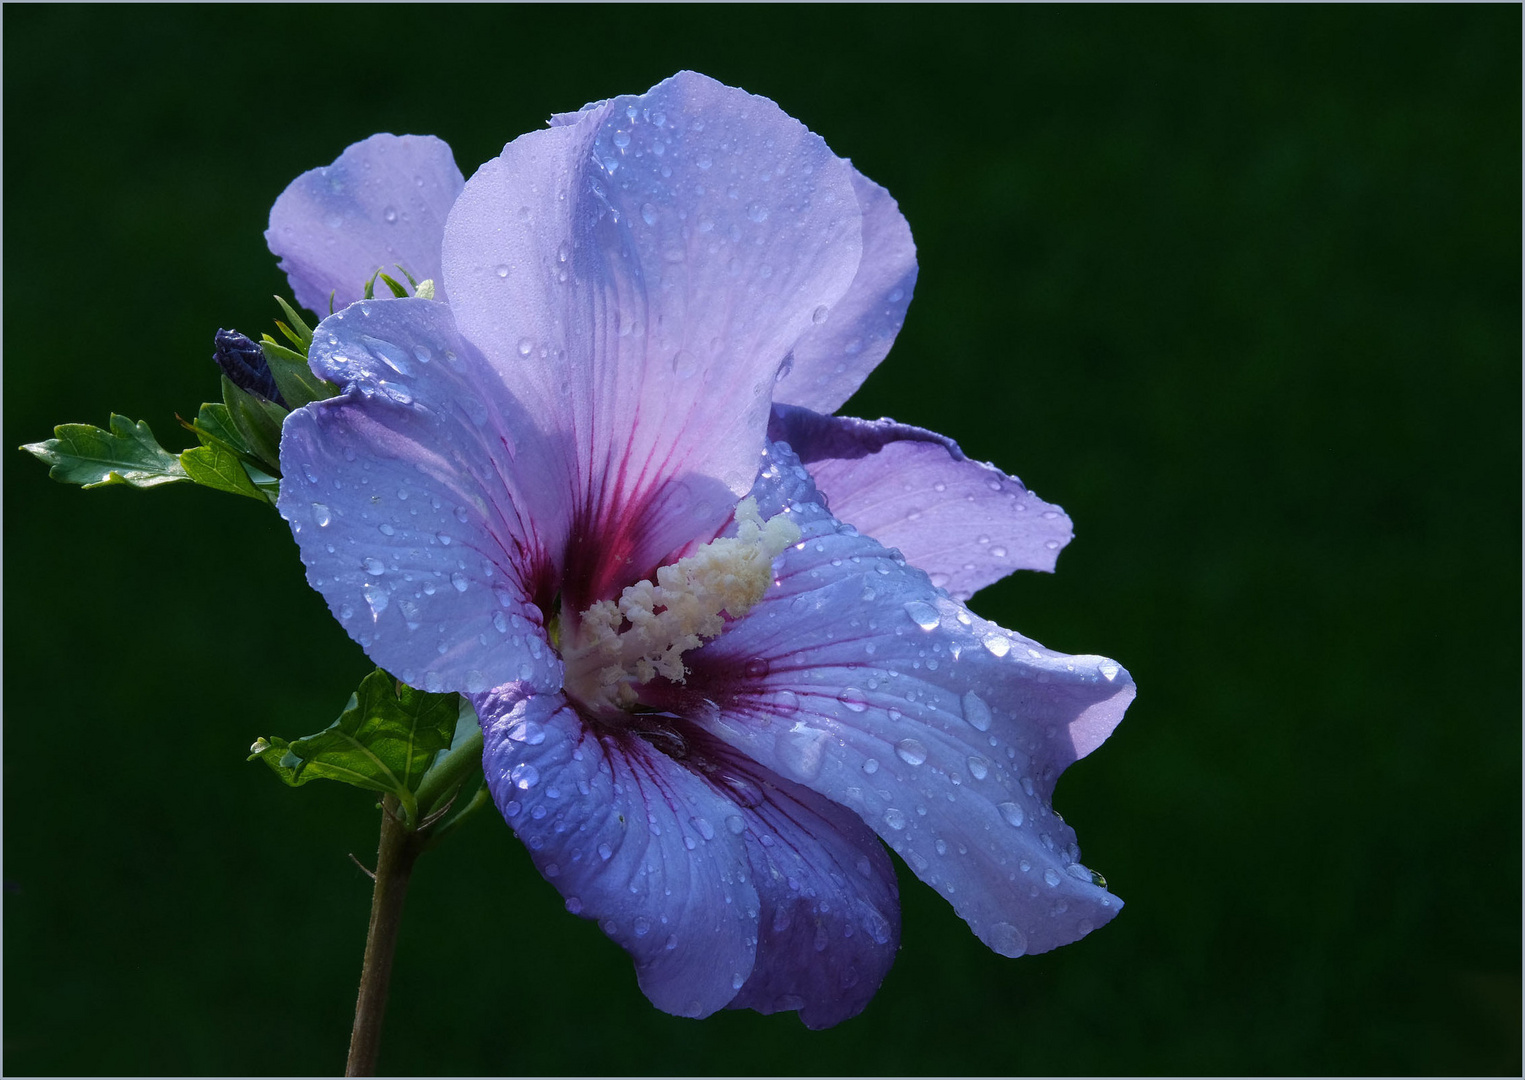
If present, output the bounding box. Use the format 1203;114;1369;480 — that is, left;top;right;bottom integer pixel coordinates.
259;338;333;409
21;414;188;489
221;375;284;471
189;401;245;453
377;272;410;299
180;442;267;502
273;295;314;351
249;670;461;823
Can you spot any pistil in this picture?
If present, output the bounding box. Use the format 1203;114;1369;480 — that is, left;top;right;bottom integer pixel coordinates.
564;497;799;717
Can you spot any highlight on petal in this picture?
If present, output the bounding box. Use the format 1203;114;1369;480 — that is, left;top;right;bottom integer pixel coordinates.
267;134;464;316
770;405;1074;600
277;297;571;696
773;171;918;413
477;685;760;1018
679;441;1133;958
442;71;867;594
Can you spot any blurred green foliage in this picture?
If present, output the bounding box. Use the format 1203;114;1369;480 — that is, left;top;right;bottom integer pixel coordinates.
5;6;1518;1075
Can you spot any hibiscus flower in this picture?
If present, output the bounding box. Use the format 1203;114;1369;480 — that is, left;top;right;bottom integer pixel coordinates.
271;71;1134;1028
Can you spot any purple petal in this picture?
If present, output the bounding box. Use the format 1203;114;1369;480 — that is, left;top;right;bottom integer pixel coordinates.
773;171;918;413
771;405;1073;599
707;742;901;1029
266;134;463;316
277;298;569;695
681;441;1133;958
476;685;760;1019
441;71;866;597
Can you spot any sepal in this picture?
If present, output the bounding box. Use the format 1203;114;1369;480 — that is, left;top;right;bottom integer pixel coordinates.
259;337;335;409
218;375;286;473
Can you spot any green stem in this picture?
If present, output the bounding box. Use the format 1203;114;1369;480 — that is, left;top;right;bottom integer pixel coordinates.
345;794;424;1077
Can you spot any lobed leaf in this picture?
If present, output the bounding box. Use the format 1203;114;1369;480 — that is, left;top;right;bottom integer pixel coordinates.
249;670;461;822
21;415;188;489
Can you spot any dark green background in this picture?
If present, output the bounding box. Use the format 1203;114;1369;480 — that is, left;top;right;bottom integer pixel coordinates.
5;6;1519;1075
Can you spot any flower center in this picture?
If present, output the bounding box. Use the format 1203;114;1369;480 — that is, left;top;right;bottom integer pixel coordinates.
563;496;800;718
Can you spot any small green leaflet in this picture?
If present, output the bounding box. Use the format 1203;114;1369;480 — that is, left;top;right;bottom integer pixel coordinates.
249;670;461;824
22;414;188;489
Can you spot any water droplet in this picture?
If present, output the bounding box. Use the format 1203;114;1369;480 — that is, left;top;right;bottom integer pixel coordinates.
747;203;769;223
671;350;698;377
962;690;992;731
517;337;534;357
990;545;1007;558
451;572;469;592
725;815;746;835
565;896;582;914
612;130;631;149
641;202;657;226
312;503;331;527
597;842;613;861
720;772;765;808
774;354;793;382
903;601;943;633
633;916;651;937
770;688;799;714
811;304;828;324
363;557;385;576
895;739;928;766
454;505;470;523
382;205;398;224
982;633;1011;658
378;523;395;536
967;755;990;780
862;758;879;775
1043;867;1061;887
988;921;1028;958
510;763;539;790
1045;539;1060;550
838;687;868;713
998;801;1026;828
883;807;907;831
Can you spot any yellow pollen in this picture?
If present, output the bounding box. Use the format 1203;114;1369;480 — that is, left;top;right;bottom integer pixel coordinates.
566;497;800;713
